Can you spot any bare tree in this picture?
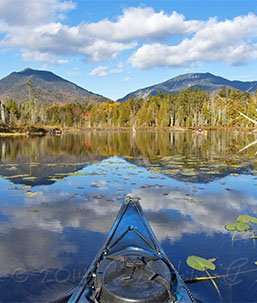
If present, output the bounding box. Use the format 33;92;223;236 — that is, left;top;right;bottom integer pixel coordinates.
239;111;257;126
0;100;6;125
27;80;33;103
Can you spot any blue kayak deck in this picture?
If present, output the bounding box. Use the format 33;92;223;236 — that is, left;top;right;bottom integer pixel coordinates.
67;195;195;303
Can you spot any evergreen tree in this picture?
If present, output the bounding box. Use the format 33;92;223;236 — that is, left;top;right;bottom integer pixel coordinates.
118;101;131;126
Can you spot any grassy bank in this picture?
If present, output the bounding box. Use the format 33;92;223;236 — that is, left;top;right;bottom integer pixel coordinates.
67;126;257;132
0;125;49;136
0;124;256;136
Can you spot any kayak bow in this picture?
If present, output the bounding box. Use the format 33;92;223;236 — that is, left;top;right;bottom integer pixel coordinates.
68;195;195;303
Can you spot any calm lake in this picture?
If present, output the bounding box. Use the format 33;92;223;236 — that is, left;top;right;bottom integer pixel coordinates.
0;130;257;303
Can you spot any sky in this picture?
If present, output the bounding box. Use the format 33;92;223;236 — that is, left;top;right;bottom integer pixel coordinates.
0;0;257;100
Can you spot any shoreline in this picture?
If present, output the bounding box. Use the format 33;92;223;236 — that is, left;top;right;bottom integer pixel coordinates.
0;125;256;136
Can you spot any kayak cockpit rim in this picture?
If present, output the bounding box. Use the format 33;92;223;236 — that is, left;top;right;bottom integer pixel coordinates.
67;195;196;303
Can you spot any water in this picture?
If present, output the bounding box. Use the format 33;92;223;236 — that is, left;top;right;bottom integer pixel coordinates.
0;131;257;302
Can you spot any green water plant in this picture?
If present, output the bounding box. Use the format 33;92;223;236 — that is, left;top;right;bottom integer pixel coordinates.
225;214;257;241
236;215;257;224
186;256;220;297
225;222;252;232
185;263;257;284
186;256;216;272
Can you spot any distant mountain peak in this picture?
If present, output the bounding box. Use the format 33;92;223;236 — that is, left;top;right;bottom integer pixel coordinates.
0;68;110;104
118;72;257;101
18;68;47;75
20;67;35;72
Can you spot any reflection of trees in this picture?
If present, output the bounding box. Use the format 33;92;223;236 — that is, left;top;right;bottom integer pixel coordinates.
239;133;257;154
0;131;256;163
0;131;256;184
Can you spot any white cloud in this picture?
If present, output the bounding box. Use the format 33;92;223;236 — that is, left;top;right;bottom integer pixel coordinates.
89;62;126;77
67;68;82;76
1;183;256;258
110;62;124;74
89;65;108;77
21;50;58;64
129;14;257;69
85;7;201;42
110;67;123;74
0;0;76;26
124;76;131;82
132;187;257;242
57;58;68;64
0;19;136;64
80;40;136;62
0;3;257;69
0;191;120;276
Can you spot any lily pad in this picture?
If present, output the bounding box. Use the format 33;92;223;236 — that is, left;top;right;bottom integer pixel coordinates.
23;176;37;181
21;185;32;189
186;256;216;272
7;174;30;179
236;215;257;224
26;191;42;196
225;222;251;232
49;177;66;181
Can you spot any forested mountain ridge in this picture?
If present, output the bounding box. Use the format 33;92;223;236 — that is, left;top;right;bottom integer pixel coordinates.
0;69;257;129
118;72;257;101
0;68;110;104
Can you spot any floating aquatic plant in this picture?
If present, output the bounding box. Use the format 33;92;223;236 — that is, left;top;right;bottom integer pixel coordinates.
236;215;257;224
23;176;37;181
21;185;32;189
26;191;42;196
8;184;32;190
185;265;257;284
225;222;252;232
7;174;30;179
186;256;220;296
48;177;66;182
186;256;216;272
225;214;257;243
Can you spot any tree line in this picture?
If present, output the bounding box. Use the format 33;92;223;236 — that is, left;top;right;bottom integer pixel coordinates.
1;86;257;128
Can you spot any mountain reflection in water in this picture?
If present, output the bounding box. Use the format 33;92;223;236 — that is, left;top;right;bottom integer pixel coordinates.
0;131;257;302
0;130;256;186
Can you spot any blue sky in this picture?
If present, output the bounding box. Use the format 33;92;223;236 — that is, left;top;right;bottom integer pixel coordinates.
0;0;257;100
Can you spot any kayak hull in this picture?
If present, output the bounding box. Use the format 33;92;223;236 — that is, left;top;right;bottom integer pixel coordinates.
67;195;195;303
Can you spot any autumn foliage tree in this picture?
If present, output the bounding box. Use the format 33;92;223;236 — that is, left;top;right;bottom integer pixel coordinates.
1;86;257;128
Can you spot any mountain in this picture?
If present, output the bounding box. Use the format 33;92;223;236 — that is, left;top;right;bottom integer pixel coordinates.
118;72;257;101
0;68;110;104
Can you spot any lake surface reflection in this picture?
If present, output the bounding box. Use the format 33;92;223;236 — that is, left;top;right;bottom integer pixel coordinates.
0;131;257;302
